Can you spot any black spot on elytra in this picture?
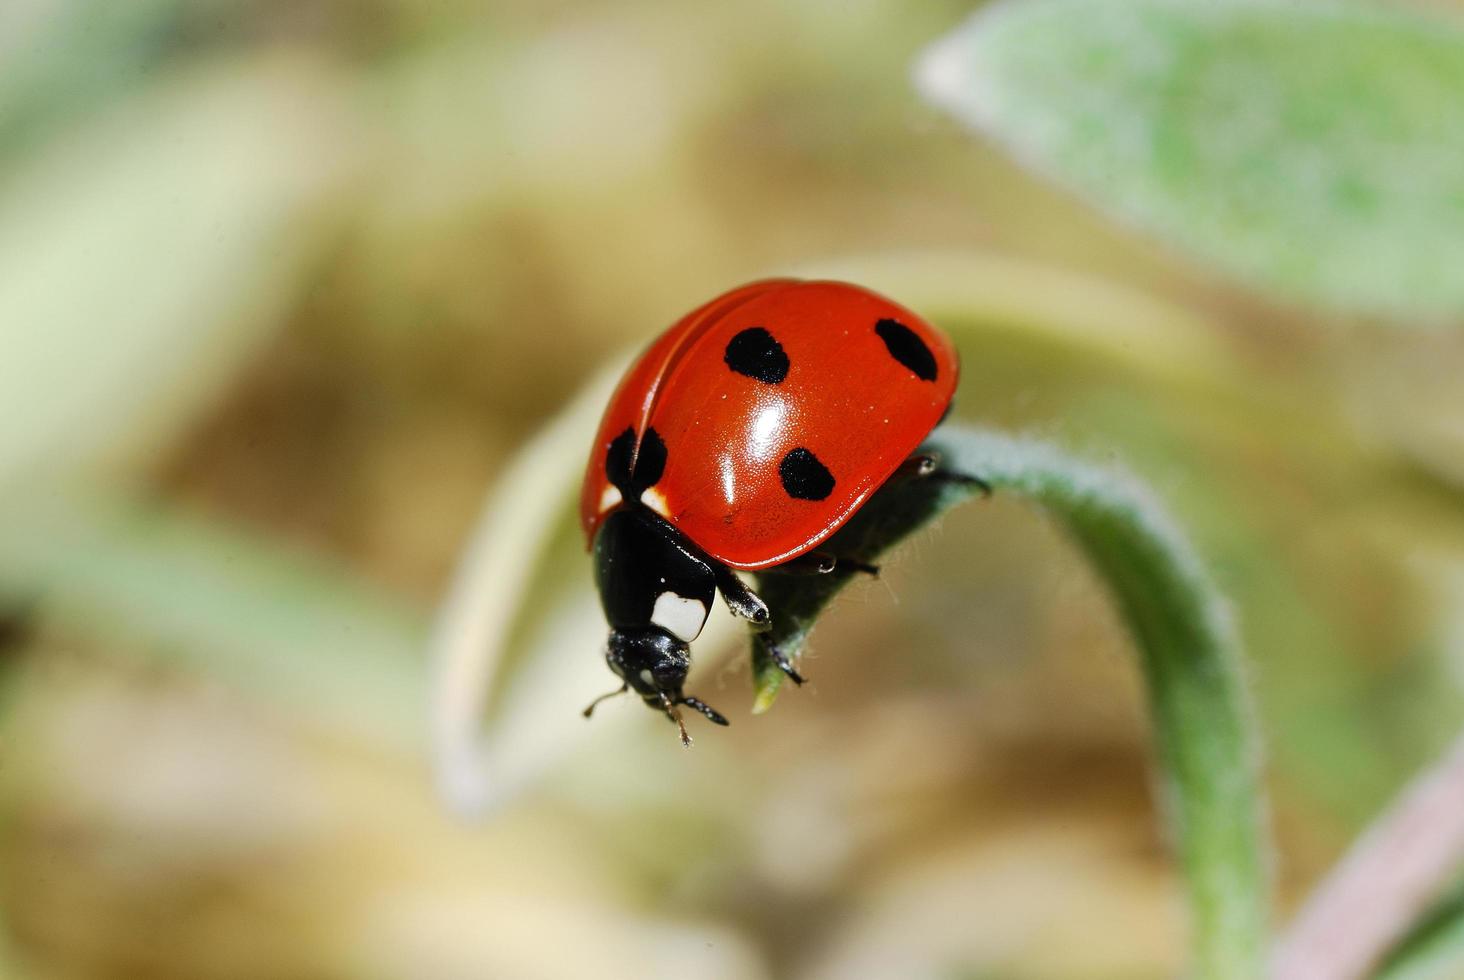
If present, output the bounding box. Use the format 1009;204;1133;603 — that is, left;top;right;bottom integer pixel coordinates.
779;447;835;501
875;318;937;382
724;327;789;384
635;428;668;487
605;428;635;489
606;426;668;494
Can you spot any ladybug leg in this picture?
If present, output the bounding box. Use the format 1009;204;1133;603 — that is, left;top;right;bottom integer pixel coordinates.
659;692;692;747
712;564;772;632
764;641;806;686
832;556;880;577
797;552;837;574
930;470;992;496
895;453;941;479
679;695;730;726
901;450;992;496
711;567;807;685
764;552;879;577
764;552;835;575
582;683;628;718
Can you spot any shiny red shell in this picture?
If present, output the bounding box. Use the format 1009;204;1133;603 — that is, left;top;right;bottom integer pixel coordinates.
579;279;958;570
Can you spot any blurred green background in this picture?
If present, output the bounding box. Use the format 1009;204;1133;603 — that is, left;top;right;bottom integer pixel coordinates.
4;0;1464;977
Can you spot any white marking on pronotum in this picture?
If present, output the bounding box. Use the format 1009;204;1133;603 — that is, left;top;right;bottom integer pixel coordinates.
651;591;709;643
641;486;671;517
598;485;622;513
639;669;654;687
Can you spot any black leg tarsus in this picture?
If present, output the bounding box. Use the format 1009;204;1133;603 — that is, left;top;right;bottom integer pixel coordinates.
765;642;805;686
680;695;729;726
931;470;992;497
839;557;880;577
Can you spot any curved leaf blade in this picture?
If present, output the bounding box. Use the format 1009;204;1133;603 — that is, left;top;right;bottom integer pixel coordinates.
917;0;1464;320
754;427;1268;978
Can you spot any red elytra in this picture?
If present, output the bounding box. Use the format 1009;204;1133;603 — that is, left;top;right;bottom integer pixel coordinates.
579;279;958;570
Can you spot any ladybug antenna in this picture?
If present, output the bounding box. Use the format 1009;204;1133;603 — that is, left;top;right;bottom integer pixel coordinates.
679;695;729;727
582;683;628;718
659;691;691;747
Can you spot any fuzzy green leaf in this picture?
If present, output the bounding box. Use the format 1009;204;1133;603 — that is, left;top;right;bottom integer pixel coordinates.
754;427;1267;978
917;0;1464;320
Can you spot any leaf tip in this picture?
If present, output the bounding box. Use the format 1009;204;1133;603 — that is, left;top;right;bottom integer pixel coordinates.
751;677;782;715
912;30;968;110
913;1;1019;120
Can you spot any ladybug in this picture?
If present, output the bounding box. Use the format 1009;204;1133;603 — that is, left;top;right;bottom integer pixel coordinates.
580;279;963;744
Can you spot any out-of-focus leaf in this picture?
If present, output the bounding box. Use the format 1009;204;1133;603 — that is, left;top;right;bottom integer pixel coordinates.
1276;730;1464;980
754;427;1268;979
0;491;425;747
0;54;358;485
1378;882;1464;980
348;889;769;980
917;0;1464;320
428;363;620;815
0;0;186;159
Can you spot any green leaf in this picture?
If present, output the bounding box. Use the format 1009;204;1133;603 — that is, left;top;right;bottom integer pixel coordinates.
0;0;186;160
0;490;426;747
0;56;356;485
754;427;1268;978
917;0;1464;320
428;362;623;814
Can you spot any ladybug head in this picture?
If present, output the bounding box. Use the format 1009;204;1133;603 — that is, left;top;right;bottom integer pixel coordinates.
606;629;728;745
